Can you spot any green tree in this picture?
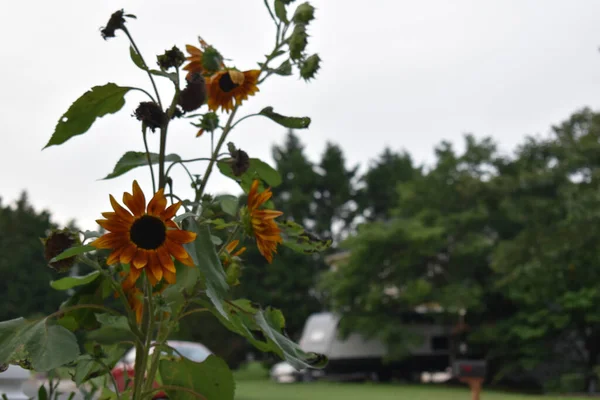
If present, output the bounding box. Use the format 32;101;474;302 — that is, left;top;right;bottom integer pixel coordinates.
486;109;600;392
0;192;67;321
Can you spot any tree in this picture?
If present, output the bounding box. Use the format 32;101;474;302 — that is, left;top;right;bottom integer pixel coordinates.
320;135;513;360
486;109;600;392
358;147;416;221
0;192;67;321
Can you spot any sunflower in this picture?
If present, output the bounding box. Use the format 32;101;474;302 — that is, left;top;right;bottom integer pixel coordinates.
183;39;224;78
91;181;197;286
243;180;283;263
206;69;260;113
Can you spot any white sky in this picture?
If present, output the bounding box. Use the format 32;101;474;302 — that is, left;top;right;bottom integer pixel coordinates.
2;0;600;230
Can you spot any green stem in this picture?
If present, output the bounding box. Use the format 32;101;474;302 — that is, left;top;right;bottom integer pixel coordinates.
218;225;241;256
158;69;181;190
193;105;240;214
165;157;214;180
123;28;163;109
130;87;157;103
133;275;152;400
176;307;209;321
263;0;277;24
230;113;260;130
142;129;157;194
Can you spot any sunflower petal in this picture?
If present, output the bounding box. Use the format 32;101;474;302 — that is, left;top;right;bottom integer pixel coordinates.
90;232;128;249
149;252;163;283
107;248;124;265
132;250;148;270
110;195;134;223
166;229;197;244
157;247;176;273
148;189;167;215
161;202;181;220
120;244;137;265
177;253;196;267
163;269;177;284
165;239;189;260
132;180;146;215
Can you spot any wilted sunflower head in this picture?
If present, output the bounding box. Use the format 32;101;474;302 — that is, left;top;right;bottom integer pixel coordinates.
100;9;135;40
43;229;80;273
206;69;260;113
90;181;197;286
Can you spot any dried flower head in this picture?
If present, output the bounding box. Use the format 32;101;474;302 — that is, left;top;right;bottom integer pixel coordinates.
179;73;207;112
43;229;80;273
157;46;186;70
100;10;135;40
134;102;166;132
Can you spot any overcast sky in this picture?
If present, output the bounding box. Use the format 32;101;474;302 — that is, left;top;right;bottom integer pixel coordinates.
2;0;600;230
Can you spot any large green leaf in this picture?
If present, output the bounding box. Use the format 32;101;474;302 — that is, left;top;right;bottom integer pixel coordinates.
44;83;132;148
195;299;327;371
182;218;229;319
259;107;311;129
159;355;234;400
103;152;181;180
215;195;238;217
50;271;100;291
278;220;332;253
0;317;80;371
59;274;113;331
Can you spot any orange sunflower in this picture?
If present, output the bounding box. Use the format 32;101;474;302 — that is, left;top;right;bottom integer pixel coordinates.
91;181;197;286
243;180;283;263
206;69;260;113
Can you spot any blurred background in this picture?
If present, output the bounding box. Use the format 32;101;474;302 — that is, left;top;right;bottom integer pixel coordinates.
3;0;600;398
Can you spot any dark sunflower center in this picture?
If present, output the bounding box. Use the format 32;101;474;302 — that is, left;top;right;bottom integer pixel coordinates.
219;72;239;92
130;215;166;250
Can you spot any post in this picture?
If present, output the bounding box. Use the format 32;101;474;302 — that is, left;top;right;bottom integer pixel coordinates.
0;365;30;400
453;360;487;400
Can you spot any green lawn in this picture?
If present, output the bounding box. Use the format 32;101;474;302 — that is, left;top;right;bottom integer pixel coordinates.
234;380;590;400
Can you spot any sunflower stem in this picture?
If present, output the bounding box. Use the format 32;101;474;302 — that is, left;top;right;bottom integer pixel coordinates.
133;275;153;400
263;0;277;25
142;128;157;194
123;27;163;109
159;69;182;190
193;105;240;214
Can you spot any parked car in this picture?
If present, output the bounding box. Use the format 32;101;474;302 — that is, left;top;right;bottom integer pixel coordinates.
111;340;212;398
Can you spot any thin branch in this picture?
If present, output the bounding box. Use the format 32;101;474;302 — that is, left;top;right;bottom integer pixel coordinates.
176;308;209;321
142;129;156;194
129;87;157;103
230;113;261;130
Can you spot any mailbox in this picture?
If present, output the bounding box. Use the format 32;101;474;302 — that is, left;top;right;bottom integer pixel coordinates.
453;360;487;379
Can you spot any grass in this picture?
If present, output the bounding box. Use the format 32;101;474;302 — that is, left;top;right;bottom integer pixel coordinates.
234;380;592;400
232;364;590;400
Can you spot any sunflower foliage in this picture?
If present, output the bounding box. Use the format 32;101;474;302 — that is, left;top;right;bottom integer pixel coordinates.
0;4;328;400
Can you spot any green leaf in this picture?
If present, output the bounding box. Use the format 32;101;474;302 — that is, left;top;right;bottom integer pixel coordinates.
59;274;112;331
273;59;293;76
38;384;48;400
45;83;132;148
258;107;311;129
86;314;135;345
129;46;146;70
181;219;229;319
279;220;332;253
0;317;80;371
216;195;238;216
250;159;282;187
159;355;235;400
274;0;288;23
50;245;95;263
51;271;100;291
103;152;181;180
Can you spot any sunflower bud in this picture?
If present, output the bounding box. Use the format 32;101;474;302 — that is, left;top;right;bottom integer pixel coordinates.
179;73;207;112
100;10;135;40
202;46;225;75
300;53;321;81
195;112;219;137
289;23;308;60
157;46;186;70
134;102;166;132
292;3;315;24
43;229;80;273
